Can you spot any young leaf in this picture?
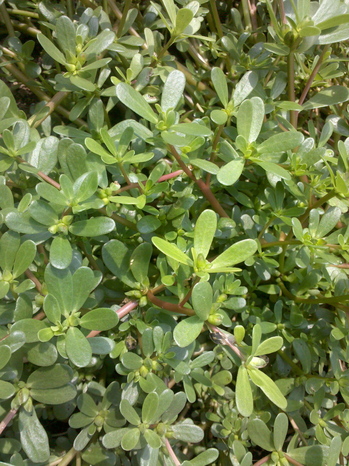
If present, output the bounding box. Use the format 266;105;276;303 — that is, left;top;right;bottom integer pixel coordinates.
173;316;204;347
152;237;193;266
251;324;262;356
55;16;76;58
37;34;67;66
142;392;159;424
102;239;137;287
194;209;216;259
173;8;194;36
161;70;186;112
116;83;158;124
236;365;253;417
210;239;257;270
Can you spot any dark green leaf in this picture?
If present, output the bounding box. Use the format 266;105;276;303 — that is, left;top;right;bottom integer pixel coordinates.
69;217;115;237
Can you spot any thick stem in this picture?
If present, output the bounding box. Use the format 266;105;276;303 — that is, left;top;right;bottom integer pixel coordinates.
8;9;40;19
284;454;305;466
0;408;18;435
164;438;181;466
18;158;61;189
209;0;223;38
254;455;271;466
28;91;69;129
25;269;43;293
147;290;194;316
99;208;138;230
0;3;15;36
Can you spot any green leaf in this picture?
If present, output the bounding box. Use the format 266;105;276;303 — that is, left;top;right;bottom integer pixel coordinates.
255;336;283;356
170;123;211;136
273;413;288;451
144;429;161;449
70;75;96;92
171;422;204;443
316;206;341;238
251;324;262;355
37;33;67;65
287;445;328;466
65;327;92;367
152;237;193;266
45;265;73;315
194;209;216;259
80;308;119;331
237;97;264;143
257;131;304;154
85;138;114;161
0;231;20;272
233;71;259;106
19;408;50;463
69;217;115;237
26;341;57;367
210;109;228;125
217;159;245;186
84;30;115;59
142;392;159;424
26;136;59;175
161;70;186;112
191;158;220;174
55;16;76;57
50;236;72;269
303;85;349;110
247;418;274;451
73;171;98;203
120;399;141;426
29;200;58;226
327;435;341;466
189;448;219;465
121;428;140;450
72;267;101;312
173;316;204;347
130;242;152;284
0;380;16;400
211;67;228;108
121;351;143;370
248;368;287;410
36;182;67;205
236;365;253;417
255;161;292;180
137;215;161;234
210;239;257;270
116;83;158;124
173;8;194;36
102;239;137;287
0;345;11;370
192;282;213;321
27;364;73;389
11;319;48;343
31;383;76;405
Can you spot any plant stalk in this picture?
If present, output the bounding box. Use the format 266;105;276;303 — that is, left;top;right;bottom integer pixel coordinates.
164;438;181;466
0;408;18;435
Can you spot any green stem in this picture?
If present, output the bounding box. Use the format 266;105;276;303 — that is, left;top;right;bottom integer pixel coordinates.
115;0;133;38
66;0;74;19
298;190;337;226
49;448;77;466
99;208;138;231
277;350;304;376
288;52;297;128
241;0;252;30
209;0;223;38
206;124;224;185
8;9;39;19
0;3;15;36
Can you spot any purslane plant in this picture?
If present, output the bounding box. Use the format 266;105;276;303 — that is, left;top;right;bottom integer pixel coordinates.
0;0;349;465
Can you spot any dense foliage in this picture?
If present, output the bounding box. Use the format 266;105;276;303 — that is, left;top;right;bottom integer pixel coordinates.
1;0;349;464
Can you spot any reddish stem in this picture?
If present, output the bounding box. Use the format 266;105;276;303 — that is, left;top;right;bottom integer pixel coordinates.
147;291;194;316
87;300;139;338
0;408;18;435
